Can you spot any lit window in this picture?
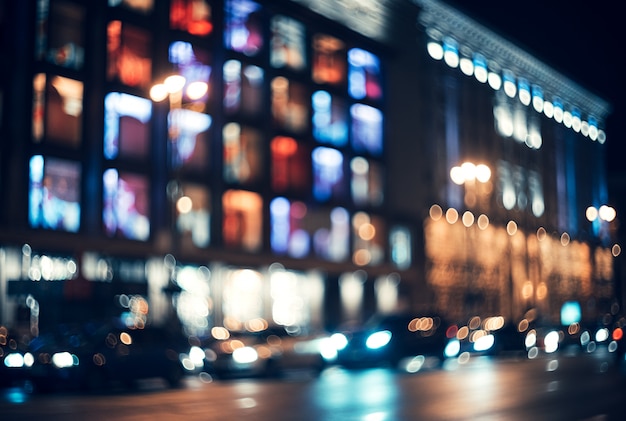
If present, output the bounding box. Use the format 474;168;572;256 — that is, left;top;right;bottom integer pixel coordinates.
390;227;412;270
174;264;212;337
270;15;306;70
528;171;544;217
272;199;350;261
170;0;212;36
222;189;262;251
36;0;85;69
222;268;264;329
225;0;263;56
104;92;152;160
29;155;81;232
271;77;308;133
513;106;528;143
312;34;346;85
375;275;399;314
498;161;515;211
168;109;212;171
312;90;348;147
176;183;211;248
348;48;382;100
169;41;211;106
223;60;264;115
493;92;513;138
107;21;151;88
302;206;350;262
271;136;311;194
270;198;310;258
527;118;542;149
350;157;383;207
351;104;383;156
270;269;322;329
223;123;263;185
103;169;150;241
108;0;153;13
32;74;83;146
312;147;345;202
352;212;385;266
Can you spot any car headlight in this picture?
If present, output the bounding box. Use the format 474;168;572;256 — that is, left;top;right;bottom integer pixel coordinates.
473;334;495;352
232;346;258;364
366;330;392;350
595;328;610;343
52;352;77;368
188;346;206;367
444;339;460;358
330;333;348;351
544;331;560;353
4;353;25;368
180;346;206;371
320;337;339;361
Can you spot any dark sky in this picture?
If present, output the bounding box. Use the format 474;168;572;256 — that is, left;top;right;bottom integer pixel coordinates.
442;0;624;176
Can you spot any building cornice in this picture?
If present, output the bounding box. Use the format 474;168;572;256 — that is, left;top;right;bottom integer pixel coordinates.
289;0;393;44
415;0;611;123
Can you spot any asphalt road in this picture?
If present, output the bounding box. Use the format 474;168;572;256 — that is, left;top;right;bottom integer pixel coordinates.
2;351;625;421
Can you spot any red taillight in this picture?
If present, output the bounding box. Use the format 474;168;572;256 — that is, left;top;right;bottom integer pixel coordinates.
612;327;623;341
446;325;458;339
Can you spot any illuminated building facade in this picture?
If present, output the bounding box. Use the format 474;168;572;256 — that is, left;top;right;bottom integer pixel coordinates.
0;0;618;336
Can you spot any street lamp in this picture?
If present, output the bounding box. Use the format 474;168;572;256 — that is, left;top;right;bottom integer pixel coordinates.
450;161;492;208
586;205;616;223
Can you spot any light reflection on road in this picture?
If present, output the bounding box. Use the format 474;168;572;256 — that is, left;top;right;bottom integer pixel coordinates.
312;367;399;420
0;353;624;420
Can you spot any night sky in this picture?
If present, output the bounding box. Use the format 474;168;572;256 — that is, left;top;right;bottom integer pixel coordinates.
443;0;624;177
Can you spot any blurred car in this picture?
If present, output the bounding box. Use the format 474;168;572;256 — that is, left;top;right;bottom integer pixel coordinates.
522;324;566;358
325;312;450;370
28;322;191;392
0;326;34;388
202;324;329;379
443;316;529;359
576;315;626;361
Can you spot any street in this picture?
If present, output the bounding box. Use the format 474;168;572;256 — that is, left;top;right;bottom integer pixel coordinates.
2;352;625;420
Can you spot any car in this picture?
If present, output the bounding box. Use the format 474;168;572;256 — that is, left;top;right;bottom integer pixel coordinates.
0;326;34;389
576;315;626;362
27;322;191;392
202;324;329;379
443;316;529;360
326;312;450;370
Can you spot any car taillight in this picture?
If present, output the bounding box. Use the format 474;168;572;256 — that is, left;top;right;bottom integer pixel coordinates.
612;327;623;341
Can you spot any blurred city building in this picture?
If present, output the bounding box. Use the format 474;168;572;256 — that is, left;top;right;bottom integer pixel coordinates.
0;0;619;337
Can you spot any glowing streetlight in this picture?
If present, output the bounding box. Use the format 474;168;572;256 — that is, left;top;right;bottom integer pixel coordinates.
150;75;208;103
450;162;491;184
450;162;492;209
586;205;616;222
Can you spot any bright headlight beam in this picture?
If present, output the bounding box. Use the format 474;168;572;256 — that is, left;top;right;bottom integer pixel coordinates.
366;330;392;350
474;334;495;352
232;346;258;364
